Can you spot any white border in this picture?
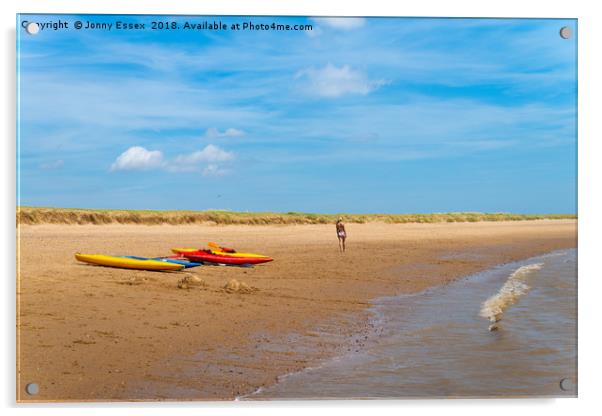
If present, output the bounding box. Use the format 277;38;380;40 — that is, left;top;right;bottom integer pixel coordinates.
3;1;600;415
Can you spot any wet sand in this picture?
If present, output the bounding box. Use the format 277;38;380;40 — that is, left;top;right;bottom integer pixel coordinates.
16;220;576;401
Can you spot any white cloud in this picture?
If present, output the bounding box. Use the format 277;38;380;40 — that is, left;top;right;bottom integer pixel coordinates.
202;164;230;177
110;146;164;172
163;144;235;175
172;144;234;166
204;127;245;139
296;64;386;98
111;144;234;174
312;17;365;30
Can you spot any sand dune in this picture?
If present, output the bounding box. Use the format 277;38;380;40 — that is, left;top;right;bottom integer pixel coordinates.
17;206;576;226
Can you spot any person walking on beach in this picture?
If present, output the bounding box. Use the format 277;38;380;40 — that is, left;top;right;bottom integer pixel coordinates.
336;217;347;253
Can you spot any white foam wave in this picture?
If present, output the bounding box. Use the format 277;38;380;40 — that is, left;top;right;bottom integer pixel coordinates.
479;263;544;323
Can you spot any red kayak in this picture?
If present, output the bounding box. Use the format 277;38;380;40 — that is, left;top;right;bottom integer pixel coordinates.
181;250;273;265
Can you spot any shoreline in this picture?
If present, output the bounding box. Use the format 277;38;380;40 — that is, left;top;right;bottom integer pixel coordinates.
245;248;577;399
17;220;577;401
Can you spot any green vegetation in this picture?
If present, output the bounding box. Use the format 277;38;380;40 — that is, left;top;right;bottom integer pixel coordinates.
16;206;576;226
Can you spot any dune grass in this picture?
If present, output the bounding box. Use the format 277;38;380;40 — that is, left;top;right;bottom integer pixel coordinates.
16;206;576;226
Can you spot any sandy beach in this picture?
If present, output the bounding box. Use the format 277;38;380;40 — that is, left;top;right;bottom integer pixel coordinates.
16;220;577;401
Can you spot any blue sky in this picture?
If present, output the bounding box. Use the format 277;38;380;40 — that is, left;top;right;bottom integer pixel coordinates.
17;15;577;213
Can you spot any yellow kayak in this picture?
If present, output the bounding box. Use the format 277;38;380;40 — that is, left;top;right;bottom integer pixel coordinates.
75;253;184;271
171;248;200;254
171;247;270;259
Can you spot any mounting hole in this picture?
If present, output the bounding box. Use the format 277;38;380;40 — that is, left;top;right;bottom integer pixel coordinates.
559;377;574;391
559;26;572;39
25;22;40;35
25;383;39;395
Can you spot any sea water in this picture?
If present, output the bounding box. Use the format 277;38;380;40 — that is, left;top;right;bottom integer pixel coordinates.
248;249;577;399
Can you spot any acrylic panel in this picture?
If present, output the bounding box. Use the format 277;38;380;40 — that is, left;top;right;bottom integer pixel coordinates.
16;14;577;401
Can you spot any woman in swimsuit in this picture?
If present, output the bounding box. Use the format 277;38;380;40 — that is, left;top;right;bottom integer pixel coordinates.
336;217;347;253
